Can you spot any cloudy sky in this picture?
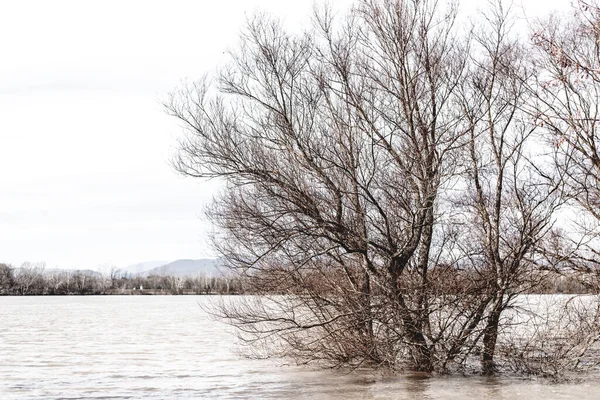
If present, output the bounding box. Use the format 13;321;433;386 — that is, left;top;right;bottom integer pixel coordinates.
0;0;569;270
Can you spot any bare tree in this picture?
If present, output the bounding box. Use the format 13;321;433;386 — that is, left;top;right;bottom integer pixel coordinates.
45;271;65;295
165;275;183;294
166;0;600;376
451;3;566;373
0;263;15;294
109;266;123;290
165;0;506;372
529;0;600;273
14;262;46;295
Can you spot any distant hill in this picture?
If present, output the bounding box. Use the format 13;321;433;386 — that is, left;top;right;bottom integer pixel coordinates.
41;268;103;278
124;261;168;275
140;259;223;277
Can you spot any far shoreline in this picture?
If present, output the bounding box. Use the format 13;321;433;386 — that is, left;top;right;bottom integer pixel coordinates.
0;290;242;296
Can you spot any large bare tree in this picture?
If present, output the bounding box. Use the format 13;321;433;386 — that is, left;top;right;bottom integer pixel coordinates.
167;0;477;372
166;0;600;375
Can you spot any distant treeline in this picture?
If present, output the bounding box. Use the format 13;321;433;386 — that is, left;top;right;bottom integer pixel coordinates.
2;261;596;296
0;263;243;295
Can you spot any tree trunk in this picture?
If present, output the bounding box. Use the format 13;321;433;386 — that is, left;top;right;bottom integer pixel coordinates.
392;274;432;371
481;294;504;374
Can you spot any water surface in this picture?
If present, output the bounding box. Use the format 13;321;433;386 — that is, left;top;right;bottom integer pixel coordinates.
1;296;599;399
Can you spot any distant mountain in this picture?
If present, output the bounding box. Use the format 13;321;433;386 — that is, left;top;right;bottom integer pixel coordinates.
124;261;168;275
41;268;103;278
140;259;223;277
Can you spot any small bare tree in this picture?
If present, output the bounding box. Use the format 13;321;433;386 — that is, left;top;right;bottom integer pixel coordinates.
14;262;46;295
0;263;15;294
108;267;123;290
529;0;600;275
453;3;565;373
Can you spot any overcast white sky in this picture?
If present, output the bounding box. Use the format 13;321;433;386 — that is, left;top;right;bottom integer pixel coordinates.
0;0;569;271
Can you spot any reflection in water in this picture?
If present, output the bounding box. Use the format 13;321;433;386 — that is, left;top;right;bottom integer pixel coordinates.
482;376;503;399
405;373;432;400
0;296;599;399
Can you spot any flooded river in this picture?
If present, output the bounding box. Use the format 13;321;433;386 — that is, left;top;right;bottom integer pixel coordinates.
1;296;599;399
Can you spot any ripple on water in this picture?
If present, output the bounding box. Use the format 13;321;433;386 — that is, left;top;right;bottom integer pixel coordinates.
2;295;600;400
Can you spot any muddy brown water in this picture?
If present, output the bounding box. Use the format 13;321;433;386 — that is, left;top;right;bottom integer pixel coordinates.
1;295;599;399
